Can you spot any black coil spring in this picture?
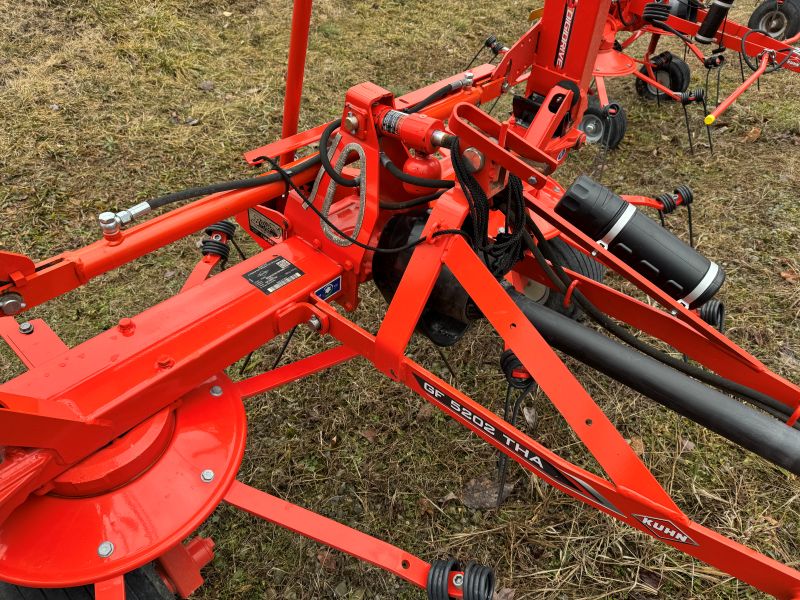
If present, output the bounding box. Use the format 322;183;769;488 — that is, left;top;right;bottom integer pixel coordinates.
201;239;231;261
674;184;694;206
657;185;694;214
427;559;460;600
642;2;670;23
500;349;532;389
485;35;505;56
205;220;237;239
699;298;726;332
650;50;673;69
679;88;706;105
462;562;495;600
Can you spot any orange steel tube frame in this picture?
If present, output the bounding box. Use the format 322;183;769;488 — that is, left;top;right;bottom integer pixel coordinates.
280;0;313;165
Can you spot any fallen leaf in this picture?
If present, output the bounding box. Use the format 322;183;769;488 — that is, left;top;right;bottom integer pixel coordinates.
629;436;645;457
316;549;337;572
638;569;662;591
417;497;434;517
744;127;762;142
359;429;378;443
440;491;459;504
222;10;233;17
494;588;516;600
333;581;348;597
462;475;514;510
198;80;215;91
522;406;537;429
680;438;696;453
780;270;799;283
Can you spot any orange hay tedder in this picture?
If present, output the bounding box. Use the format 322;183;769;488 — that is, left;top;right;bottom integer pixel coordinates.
1;1;799;598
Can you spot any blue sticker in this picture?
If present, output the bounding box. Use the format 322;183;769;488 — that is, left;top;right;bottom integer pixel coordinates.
315;276;342;301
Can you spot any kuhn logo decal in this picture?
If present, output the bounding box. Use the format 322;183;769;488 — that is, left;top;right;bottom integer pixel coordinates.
634;515;698;546
555;0;578;69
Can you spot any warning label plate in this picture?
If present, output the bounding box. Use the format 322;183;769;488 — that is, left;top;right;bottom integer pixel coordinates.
248;208;284;245
243;256;304;295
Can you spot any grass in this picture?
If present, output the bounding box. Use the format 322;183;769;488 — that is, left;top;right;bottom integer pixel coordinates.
1;0;799;598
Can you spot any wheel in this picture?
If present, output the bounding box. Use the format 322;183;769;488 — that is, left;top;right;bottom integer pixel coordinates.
635;57;691;100
579;103;627;149
519;238;605;320
0;565;175;600
748;0;800;39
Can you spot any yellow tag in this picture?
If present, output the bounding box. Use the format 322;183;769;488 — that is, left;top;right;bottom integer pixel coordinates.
529;7;545;20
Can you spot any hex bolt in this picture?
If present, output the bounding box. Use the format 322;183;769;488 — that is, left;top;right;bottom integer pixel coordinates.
528;176;538;185
118;318;135;336
97;541;115;558
98;212;120;237
307;315;322;331
452;573;464;589
200;469;215;483
209;385;223;397
18;322;34;335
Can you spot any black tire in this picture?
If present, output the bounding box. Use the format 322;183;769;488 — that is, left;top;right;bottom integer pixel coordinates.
635;57;691;100
0;565;175;600
579;103;627;149
541;238;605;320
748;0;800;39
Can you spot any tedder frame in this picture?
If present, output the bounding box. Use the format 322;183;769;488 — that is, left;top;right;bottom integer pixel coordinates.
1;1;799;599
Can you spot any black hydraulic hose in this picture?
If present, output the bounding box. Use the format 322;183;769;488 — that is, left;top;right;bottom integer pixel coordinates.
521;225;799;423
378;190;445;210
147;154;322;210
379;153;455;189
506;285;800;475
402;82;459;114
319;119;361;188
741;28;795;72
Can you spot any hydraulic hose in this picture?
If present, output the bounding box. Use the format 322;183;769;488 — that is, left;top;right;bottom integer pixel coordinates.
320;81;463;188
147;154;321;210
506;285;800;475
379;153;455;189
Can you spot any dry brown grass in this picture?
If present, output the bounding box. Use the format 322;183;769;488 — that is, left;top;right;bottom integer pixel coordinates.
1;0;799;598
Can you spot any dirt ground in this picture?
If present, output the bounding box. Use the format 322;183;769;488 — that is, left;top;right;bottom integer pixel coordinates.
1;0;799;598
